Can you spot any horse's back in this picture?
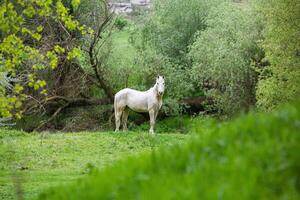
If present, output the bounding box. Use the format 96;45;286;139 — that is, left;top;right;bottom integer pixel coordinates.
115;88;149;112
115;88;146;98
114;88;130;105
115;88;129;99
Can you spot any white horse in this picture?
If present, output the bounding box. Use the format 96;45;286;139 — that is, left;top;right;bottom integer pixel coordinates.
114;76;165;134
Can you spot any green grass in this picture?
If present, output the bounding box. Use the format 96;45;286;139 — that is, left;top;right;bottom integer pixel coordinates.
109;27;141;89
112;29;135;57
135;116;192;133
109;28;136;69
37;103;300;200
0;130;188;200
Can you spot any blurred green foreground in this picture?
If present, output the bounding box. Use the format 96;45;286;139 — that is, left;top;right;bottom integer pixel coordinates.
38;102;300;200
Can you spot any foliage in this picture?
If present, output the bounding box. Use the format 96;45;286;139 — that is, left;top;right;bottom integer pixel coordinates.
0;0;85;120
141;0;225;64
104;28;138;92
0;72;18;124
38;102;300;200
0;129;187;199
255;0;300;111
129;0;232;115
135;115;192;133
133;48;194;115
114;16;128;30
1;0;299;131
75;0;116;100
189;2;263;115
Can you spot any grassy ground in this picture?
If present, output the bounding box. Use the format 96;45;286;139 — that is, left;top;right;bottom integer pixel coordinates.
110;28;136;67
107;26;146;89
0;130;188;200
37;103;300;200
107;27;137;76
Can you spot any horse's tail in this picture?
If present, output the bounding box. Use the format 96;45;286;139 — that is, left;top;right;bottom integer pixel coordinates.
113;95;117;116
109;96;116;128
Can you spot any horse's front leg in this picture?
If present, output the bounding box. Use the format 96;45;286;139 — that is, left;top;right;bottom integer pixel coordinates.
154;109;159;120
149;109;155;135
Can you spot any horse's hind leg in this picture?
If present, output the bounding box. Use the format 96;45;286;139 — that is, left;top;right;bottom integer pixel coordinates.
115;110;122;132
115;102;124;132
122;108;129;131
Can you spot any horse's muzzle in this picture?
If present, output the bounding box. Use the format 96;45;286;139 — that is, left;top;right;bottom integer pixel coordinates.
158;92;164;96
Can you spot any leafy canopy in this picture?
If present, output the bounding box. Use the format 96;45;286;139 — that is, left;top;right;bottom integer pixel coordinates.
0;0;87;119
255;0;300;110
189;2;262;115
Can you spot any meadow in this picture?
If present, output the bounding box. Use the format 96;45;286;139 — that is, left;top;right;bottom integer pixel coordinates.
37;103;300;200
1;103;299;199
0;128;188;199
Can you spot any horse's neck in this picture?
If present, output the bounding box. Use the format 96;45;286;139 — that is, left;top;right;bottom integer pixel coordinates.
148;85;157;94
149;85;162;102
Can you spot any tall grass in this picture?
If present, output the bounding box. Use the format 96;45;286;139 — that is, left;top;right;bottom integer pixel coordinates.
38;103;300;199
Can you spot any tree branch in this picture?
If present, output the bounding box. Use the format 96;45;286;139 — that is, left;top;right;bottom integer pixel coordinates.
88;8;115;101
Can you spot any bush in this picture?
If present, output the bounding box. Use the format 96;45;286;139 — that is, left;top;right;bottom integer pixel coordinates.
114;16;128;30
255;0;300;111
189;2;263;116
132;48;194;115
38;102;300;199
141;0;224;63
134;116;192;134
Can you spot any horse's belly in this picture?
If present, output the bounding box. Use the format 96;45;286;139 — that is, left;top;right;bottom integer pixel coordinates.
129;107;148;112
126;95;148;113
127;101;148;112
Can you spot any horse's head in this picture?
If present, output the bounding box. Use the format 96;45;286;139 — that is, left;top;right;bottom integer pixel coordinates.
156;76;165;96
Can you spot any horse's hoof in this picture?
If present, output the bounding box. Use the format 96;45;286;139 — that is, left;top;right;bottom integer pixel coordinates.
149;130;155;135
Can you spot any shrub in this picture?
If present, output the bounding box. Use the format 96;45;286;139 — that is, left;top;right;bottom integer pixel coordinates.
255;0;300;111
114;16;128;30
132;48;194;115
141;0;224;63
189;2;263;116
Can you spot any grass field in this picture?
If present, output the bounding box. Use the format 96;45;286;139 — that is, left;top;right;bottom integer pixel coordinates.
1;104;299;200
38;103;300;200
0;130;188;200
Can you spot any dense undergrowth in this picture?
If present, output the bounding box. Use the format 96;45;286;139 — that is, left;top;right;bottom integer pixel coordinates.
38;102;300;199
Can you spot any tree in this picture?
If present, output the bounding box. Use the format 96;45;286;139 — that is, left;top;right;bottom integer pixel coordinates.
0;0;120;131
29;0;117;131
128;0;227;115
189;2;263;115
255;0;300;111
0;0;86;120
141;0;224;65
76;0;115;101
